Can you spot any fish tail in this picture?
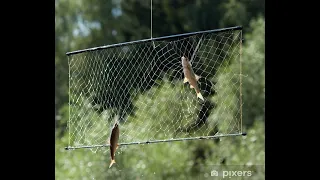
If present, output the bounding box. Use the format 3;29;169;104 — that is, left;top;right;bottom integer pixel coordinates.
197;92;204;101
109;159;116;168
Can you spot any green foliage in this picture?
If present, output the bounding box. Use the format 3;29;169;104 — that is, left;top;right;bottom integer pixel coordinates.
56;80;264;179
124;79;199;140
56;1;265;179
56;114;264;180
240;17;265;127
56;133;127;180
219;0;248;28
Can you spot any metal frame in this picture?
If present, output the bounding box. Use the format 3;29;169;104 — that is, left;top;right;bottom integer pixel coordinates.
66;26;242;56
65;26;245;150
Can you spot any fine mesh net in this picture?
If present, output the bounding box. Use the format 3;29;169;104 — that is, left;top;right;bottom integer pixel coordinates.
66;28;243;152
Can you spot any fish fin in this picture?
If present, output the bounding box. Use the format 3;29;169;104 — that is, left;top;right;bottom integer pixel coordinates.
190;84;194;89
195;74;201;81
109;159;116;168
197;92;204;101
183;77;188;83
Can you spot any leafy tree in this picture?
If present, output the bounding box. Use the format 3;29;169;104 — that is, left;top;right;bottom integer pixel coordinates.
55;0;265;179
240;16;265;127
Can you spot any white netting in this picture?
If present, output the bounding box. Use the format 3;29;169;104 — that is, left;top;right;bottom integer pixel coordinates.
67;28;243;152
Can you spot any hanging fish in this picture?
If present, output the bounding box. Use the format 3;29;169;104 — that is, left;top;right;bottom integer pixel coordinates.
108;118;120;168
181;56;204;101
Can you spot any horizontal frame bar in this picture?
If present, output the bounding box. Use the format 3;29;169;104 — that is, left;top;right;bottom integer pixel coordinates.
65;132;246;150
66;26;242;56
